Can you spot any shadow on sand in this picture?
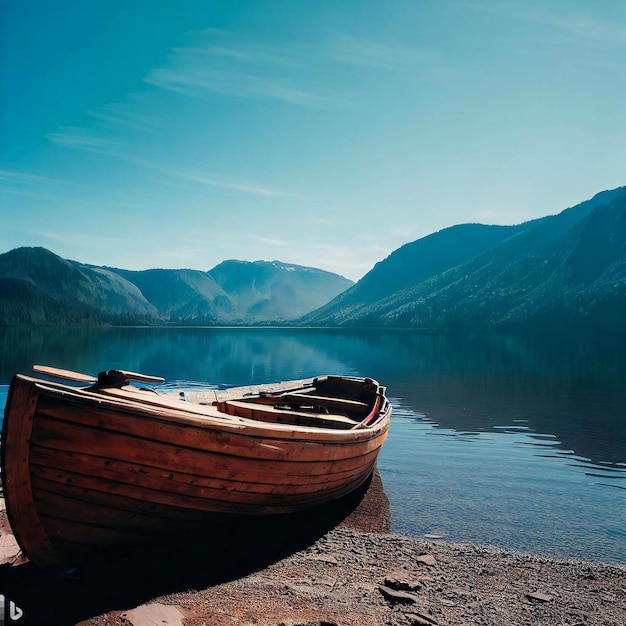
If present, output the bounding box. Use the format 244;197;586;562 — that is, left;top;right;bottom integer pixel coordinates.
1;471;389;625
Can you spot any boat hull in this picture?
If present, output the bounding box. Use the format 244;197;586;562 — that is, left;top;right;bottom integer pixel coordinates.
1;374;390;566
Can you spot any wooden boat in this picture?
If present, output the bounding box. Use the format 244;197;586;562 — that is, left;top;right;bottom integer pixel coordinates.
1;366;391;566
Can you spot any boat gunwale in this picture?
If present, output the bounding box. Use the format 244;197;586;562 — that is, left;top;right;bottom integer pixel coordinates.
18;374;391;442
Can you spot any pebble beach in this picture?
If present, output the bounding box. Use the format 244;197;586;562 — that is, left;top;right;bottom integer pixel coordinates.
1;471;625;626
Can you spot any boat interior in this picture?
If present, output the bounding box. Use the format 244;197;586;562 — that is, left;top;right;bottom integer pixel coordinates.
28;366;388;431
181;375;384;430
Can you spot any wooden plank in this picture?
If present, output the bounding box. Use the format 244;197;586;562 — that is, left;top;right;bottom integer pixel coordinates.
97;386;244;419
39;513;143;546
212;379;315;402
30;415;383;484
30;468;367;517
38;396;388;464
279;393;368;411
32;378;389;442
33;485;192;530
29;445;372;496
1;377;63;565
37;392;387;460
102;388;363;426
223;400;357;427
33;466;374;553
32;364;97;382
114;369;165;383
32;481;215;523
31;462;374;512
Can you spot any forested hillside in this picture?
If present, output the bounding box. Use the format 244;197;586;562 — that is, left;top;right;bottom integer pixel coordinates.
300;187;626;331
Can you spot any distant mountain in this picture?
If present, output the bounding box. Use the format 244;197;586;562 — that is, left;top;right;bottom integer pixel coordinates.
300;187;626;331
104;260;353;324
102;267;233;324
0;249;353;325
3;186;625;330
0;247;158;325
208;260;354;323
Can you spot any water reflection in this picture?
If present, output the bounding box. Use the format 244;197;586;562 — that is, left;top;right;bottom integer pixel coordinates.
373;331;626;468
380;402;625;561
1;327;625;469
0;326;624;561
396;403;625;492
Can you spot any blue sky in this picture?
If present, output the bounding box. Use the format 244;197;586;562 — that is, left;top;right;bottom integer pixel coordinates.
2;1;625;280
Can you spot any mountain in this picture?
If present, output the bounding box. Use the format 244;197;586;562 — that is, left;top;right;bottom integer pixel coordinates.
208;260;354;322
300;187;626;330
103;267;233;324
3;186;624;329
106;260;353;324
0;247;158;325
299;223;532;325
0;249;353;325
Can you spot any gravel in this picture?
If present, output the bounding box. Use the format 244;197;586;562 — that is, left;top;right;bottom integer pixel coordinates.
2;472;624;626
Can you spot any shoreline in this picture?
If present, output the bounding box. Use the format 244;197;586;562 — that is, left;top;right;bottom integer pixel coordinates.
167;526;626;626
1;475;625;626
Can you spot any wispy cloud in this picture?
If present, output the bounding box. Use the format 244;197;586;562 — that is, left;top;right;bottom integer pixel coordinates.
145;29;290;101
0;170;69;187
467;2;626;46
89;100;166;132
144;28;416;107
128;159;302;200
0;169;84;201
185;173;301;198
323;34;431;70
47;126;120;154
145;65;332;106
257;237;288;247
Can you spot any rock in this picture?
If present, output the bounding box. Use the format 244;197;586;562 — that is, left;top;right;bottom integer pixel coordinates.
279;621;338;626
120;603;185;626
0;533;21;565
582;567;598;580
416;554;437;566
451;588;472;598
378;585;419;604
404;611;438;625
384;573;422;592
525;591;553;603
308;554;339;565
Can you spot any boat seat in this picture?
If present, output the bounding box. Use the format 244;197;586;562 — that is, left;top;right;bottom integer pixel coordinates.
276;393;368;412
221;400;357;428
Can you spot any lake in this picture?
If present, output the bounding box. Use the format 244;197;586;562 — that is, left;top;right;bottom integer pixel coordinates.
1;326;624;563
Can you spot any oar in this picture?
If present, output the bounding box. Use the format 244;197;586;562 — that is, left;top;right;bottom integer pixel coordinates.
33;364;97;383
110;370;165;384
33;365;165;385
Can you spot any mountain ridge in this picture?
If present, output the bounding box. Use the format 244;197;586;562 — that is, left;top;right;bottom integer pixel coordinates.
1;186;625;329
299;186;626;330
0;251;353;325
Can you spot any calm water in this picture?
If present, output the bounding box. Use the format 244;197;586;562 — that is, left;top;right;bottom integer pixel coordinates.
0;327;624;563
